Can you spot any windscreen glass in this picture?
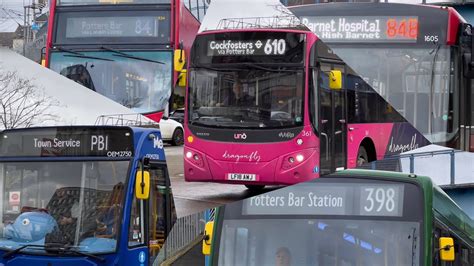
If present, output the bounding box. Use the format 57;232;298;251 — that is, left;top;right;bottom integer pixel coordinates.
50;51;172;114
0;161;129;254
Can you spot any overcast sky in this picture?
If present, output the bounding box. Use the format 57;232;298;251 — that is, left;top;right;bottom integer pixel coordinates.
200;0;296;32
0;0;36;32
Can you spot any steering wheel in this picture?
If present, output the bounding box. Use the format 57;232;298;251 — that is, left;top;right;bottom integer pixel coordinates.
4;211;58;242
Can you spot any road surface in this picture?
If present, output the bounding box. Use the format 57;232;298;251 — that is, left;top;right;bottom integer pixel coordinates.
164;145;280;217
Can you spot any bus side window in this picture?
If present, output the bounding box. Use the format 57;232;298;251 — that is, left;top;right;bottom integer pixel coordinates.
128;194;145;247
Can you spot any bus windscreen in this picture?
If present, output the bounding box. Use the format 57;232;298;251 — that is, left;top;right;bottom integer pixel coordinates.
0;127;134;158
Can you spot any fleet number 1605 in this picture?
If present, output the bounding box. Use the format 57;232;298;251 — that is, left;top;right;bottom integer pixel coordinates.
424;35;439;42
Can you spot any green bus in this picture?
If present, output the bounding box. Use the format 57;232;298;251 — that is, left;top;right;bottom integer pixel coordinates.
202;170;474;266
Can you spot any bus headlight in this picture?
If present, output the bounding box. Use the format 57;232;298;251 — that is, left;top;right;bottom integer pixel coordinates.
185;149;204;167
296;154;304;162
281;150;313;170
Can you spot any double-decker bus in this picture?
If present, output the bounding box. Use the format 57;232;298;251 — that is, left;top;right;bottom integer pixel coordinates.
0;126;175;265
288;3;474;152
45;0;205;121
184;25;429;190
202;169;474;265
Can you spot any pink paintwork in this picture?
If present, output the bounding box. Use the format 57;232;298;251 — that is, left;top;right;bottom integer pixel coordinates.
184;125;320;185
184;29;399;186
346;123;394;168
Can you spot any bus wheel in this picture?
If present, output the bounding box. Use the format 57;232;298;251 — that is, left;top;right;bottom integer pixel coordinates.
171;128;184;146
245;185;265;192
357;146;369;166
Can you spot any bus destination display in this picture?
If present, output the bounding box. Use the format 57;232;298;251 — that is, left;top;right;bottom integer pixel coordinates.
242;183;404;217
0;128;134;158
66;16;167;38
207;39;289;56
301;16;419;43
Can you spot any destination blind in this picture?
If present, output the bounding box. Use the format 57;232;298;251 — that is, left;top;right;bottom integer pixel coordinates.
0;127;134;158
301;16;419;43
207;39;289;56
55;10;171;44
192;31;305;65
242;183;405;217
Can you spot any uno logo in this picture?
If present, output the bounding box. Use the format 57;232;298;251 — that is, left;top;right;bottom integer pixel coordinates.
234;133;247;140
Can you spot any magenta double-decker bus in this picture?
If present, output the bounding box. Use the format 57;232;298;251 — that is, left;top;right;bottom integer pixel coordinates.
184;27;429;190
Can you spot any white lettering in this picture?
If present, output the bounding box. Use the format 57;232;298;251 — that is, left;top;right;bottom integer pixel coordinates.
388;134;419;153
222;150;261;162
91;135;108;151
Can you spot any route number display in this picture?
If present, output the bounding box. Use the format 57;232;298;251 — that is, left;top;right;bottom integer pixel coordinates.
207;39;288;56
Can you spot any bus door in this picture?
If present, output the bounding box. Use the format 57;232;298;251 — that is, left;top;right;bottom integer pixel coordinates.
318;62;347;175
128;161;174;265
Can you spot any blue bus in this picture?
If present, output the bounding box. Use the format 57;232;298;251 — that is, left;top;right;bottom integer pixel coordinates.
0;126;175;265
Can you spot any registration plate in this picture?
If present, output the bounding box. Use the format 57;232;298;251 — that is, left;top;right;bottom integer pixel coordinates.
227;173;258;181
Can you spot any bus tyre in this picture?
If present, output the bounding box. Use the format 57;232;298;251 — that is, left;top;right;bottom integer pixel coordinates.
357;146;369;166
245;185;265;192
171;128;184;146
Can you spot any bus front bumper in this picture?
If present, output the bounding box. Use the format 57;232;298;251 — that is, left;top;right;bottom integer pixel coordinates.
184;146;319;186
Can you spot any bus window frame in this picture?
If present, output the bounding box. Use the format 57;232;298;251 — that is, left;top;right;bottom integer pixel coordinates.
0;157;133;256
210;176;425;265
146;161;173;259
127;161;172;255
48;49;174;115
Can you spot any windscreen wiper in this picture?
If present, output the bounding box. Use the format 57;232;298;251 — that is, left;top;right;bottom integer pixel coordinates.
3;244;105;263
242;62;300;73
55;247;106;263
55;47;114;62
410;227;417;266
192;65;242;72
101;46;164;65
3;244;48;259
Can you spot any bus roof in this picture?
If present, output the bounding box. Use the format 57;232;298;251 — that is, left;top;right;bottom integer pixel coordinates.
197;28;311;36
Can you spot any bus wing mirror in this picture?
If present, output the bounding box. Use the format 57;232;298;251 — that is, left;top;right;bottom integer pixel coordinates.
439;237;455;261
329;70;342;90
202;221;214;255
135;170;150;200
40;47;46;67
178;69;187;87
174;49;186;72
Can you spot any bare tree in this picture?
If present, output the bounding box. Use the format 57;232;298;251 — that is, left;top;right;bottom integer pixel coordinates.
0;71;58;129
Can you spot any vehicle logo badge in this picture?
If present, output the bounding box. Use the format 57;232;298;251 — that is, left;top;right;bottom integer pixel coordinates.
234;133;247;140
22;219;30;226
255;40;262;49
